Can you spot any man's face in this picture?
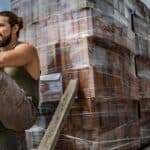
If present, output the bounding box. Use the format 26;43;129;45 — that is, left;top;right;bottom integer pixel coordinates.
0;16;12;47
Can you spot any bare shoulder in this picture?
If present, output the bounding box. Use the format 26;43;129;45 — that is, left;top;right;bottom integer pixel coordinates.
14;42;39;61
14;43;40;79
15;42;37;54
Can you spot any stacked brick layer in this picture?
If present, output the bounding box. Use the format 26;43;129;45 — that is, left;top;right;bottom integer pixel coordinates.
11;0;150;149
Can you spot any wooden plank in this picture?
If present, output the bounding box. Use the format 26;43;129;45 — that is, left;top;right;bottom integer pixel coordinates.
38;79;78;150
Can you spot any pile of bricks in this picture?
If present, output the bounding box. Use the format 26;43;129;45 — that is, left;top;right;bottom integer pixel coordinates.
11;0;150;149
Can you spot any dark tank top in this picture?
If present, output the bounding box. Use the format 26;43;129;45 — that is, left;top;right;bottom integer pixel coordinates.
4;41;39;108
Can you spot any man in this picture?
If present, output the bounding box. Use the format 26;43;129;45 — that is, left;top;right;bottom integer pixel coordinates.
0;11;40;149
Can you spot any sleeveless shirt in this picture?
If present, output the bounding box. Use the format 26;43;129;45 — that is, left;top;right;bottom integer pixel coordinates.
3;41;39;108
0;42;39;150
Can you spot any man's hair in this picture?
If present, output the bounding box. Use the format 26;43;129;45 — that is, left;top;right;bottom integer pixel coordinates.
0;11;23;37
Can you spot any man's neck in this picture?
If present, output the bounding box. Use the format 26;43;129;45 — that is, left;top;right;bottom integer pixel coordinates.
3;40;18;51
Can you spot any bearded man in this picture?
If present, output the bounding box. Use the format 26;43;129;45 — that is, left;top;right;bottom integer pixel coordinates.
0;11;40;150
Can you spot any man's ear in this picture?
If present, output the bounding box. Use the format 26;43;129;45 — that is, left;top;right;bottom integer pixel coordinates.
12;24;19;34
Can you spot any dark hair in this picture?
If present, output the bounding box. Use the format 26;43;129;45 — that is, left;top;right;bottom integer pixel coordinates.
0;11;23;37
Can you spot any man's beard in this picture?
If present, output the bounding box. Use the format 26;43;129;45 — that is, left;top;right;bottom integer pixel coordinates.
0;33;12;47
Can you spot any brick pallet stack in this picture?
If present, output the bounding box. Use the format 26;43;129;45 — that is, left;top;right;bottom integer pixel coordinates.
133;1;150;146
55;1;140;149
10;0;150;149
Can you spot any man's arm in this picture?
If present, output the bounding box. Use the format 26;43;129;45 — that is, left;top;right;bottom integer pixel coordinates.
0;43;38;67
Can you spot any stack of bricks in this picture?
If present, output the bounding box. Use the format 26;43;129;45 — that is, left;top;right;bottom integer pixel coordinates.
11;0;150;149
133;1;150;146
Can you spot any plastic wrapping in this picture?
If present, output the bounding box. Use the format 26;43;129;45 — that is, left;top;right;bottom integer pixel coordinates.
36;22;48;47
14;7;135;50
60;37;136;76
133;2;150;58
38;44;61;74
135;35;150;58
57;8;132;51
25;24;37;47
25;116;46;150
10;0;150;149
38;46;52;75
56;99;140;150
32;0;39;22
58;0;95;13
62;66;139;100
47;15;60;45
135;0;149;22
62;99;139;131
138;78;150;99
11;0;33;25
136;56;150;79
140;98;150;146
57;121;140;150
